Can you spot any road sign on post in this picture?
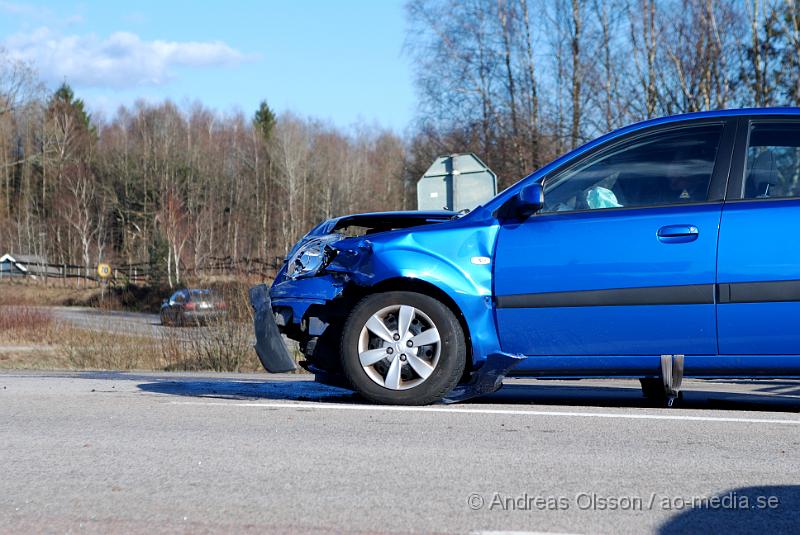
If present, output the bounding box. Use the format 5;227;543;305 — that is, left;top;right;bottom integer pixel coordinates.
97;263;111;301
97;263;111;279
416;153;497;212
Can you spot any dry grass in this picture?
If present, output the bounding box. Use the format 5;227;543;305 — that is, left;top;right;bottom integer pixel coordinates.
58;328;165;370
58;321;263;372
0;280;102;307
0;306;263;373
0;306;65;368
0;306;56;336
0;278;278;373
159;319;262;372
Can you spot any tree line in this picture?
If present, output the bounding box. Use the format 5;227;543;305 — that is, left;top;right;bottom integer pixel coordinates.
406;0;800;187
0;73;406;287
2;0;799;287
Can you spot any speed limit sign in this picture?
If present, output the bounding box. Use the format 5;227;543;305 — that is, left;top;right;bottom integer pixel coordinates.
97;263;111;279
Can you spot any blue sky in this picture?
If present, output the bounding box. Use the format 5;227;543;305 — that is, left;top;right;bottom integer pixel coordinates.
0;0;415;130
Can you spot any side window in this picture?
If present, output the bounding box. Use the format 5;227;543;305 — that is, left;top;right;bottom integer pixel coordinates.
744;123;800;200
171;291;186;304
542;125;723;213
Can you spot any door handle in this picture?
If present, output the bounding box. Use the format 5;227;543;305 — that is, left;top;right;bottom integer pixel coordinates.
657;225;699;243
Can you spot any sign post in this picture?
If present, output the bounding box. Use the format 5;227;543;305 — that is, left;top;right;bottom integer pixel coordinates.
97;263;111;300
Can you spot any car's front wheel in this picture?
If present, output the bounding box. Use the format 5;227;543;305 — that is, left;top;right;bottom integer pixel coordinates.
340;291;466;405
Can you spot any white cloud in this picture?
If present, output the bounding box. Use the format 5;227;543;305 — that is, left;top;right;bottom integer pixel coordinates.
3;27;247;88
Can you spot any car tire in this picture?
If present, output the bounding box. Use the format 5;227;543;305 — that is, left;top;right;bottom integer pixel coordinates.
639;378;683;406
340;291;466;405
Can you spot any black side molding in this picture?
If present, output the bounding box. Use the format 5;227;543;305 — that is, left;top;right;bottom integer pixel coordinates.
718;280;800;304
496;280;800;309
496;284;715;309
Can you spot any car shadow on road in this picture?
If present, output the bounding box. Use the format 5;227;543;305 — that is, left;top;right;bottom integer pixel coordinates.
132;374;800;412
137;375;359;403
479;380;800;412
657;485;800;535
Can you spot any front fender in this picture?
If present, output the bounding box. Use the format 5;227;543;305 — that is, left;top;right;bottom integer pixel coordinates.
329;223;503;367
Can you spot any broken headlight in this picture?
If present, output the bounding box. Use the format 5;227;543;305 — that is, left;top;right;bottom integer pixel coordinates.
285;234;341;280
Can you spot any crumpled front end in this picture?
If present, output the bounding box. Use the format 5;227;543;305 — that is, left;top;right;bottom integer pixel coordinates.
249;208;524;401
259;237;377;375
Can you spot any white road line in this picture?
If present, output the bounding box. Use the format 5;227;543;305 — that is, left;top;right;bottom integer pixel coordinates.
170;400;800;425
473;532;585;535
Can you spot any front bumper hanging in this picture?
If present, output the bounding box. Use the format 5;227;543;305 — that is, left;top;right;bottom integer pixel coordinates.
249;284;297;373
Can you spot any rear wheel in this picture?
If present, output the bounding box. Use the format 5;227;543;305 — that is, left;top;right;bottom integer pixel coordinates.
640;378;683;406
340;291;466;405
640;378;665;401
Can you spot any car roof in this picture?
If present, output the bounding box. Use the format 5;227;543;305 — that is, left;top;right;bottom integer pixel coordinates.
622;107;800;133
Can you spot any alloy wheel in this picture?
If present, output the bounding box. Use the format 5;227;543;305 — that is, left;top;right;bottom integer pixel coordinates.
357;305;441;390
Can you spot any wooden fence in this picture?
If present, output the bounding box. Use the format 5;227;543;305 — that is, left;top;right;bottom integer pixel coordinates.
3;256;284;286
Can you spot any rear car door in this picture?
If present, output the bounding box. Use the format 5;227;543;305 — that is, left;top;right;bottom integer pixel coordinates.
717;118;800;356
494;119;736;356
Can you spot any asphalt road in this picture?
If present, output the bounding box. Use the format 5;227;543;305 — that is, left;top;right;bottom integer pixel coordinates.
1;372;799;534
48;306;169;338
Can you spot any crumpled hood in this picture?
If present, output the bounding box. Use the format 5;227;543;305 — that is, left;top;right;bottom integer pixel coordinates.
310;210;457;237
280;209;459;282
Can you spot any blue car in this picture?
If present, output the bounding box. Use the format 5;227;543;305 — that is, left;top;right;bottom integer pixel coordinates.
250;108;800;405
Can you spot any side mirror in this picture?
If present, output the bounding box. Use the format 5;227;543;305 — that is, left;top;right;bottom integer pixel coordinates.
515;183;544;218
495;182;545;220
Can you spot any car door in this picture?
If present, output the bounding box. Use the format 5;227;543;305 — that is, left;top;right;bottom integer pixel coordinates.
717;118;800;356
493;120;735;356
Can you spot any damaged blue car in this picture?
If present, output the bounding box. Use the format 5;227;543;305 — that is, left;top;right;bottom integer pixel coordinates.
250;108;800;405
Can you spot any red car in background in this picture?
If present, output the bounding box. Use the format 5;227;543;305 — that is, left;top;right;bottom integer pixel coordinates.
160;289;227;326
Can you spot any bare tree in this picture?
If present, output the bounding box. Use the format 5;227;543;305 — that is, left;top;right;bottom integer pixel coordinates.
498;0;523;170
155;189;191;288
569;0;584;149
781;0;800;102
60;168;97;276
629;0;661;118
519;0;541;168
0;49;40;118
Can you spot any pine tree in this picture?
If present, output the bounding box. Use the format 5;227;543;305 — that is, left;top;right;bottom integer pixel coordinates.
253;100;276;141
